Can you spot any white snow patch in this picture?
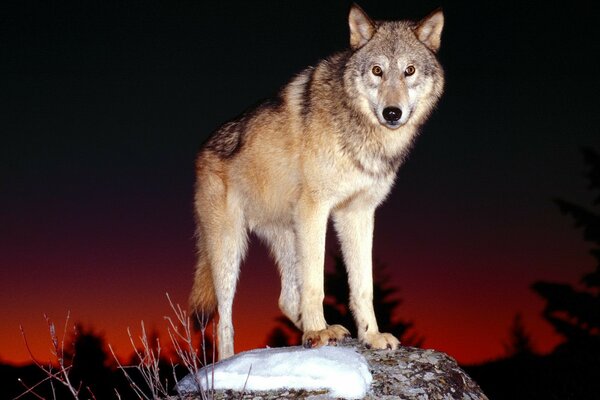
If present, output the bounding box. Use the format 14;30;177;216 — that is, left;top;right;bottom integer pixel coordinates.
177;345;372;399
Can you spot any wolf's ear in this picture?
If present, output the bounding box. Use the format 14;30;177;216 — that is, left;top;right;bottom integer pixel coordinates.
414;8;444;53
349;3;376;50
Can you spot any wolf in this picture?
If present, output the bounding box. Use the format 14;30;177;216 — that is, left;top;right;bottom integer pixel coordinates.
190;3;444;360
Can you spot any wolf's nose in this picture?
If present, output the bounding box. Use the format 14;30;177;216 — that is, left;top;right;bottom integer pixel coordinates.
382;107;402;122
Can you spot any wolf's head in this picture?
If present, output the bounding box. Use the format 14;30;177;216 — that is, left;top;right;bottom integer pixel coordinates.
344;4;445;130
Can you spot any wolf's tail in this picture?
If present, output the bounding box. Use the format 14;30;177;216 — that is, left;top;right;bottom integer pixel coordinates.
189;255;217;328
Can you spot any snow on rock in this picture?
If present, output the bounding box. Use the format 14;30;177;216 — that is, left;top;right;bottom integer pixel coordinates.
176;345;372;399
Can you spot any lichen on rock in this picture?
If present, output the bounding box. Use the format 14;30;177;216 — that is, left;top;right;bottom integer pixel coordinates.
180;339;488;399
359;341;488;399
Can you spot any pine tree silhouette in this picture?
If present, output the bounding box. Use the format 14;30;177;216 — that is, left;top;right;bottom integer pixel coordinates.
467;148;600;400
266;254;422;347
66;324;115;399
531;147;600;350
502;312;535;358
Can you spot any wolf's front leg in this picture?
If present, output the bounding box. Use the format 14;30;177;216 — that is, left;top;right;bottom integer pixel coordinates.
333;206;400;350
296;200;350;348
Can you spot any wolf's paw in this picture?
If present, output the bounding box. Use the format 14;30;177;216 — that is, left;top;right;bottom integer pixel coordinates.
362;331;400;350
303;324;351;348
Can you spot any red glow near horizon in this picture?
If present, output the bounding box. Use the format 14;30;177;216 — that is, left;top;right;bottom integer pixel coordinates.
1;218;588;367
0;273;563;367
0;184;592;367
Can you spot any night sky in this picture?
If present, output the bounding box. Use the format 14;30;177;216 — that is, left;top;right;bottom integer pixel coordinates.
1;0;598;366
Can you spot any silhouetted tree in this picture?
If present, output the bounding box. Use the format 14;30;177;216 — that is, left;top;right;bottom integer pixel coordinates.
266;254;422;347
468;148;600;400
531;147;600;351
265;323;297;347
502;312;535;358
67;324;115;399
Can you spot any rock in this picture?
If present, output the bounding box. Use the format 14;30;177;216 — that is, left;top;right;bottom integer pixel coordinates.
358;341;488;399
178;339;488;399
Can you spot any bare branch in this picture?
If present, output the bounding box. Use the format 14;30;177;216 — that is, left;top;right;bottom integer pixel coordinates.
17;315;83;400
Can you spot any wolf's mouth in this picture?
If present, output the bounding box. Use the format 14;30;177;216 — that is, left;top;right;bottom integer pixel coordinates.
383;120;403;130
376;118;404;130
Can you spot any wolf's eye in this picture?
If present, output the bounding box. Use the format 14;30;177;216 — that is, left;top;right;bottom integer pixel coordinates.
371;65;383;77
404;65;416;76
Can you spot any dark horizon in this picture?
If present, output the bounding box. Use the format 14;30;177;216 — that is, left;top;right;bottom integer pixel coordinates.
1;0;598;367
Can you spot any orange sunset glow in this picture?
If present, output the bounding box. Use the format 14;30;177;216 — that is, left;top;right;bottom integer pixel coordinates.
2;213;589;366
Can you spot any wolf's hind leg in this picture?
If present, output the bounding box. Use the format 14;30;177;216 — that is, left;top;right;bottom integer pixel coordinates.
258;227;302;329
195;174;248;360
210;219;247;360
